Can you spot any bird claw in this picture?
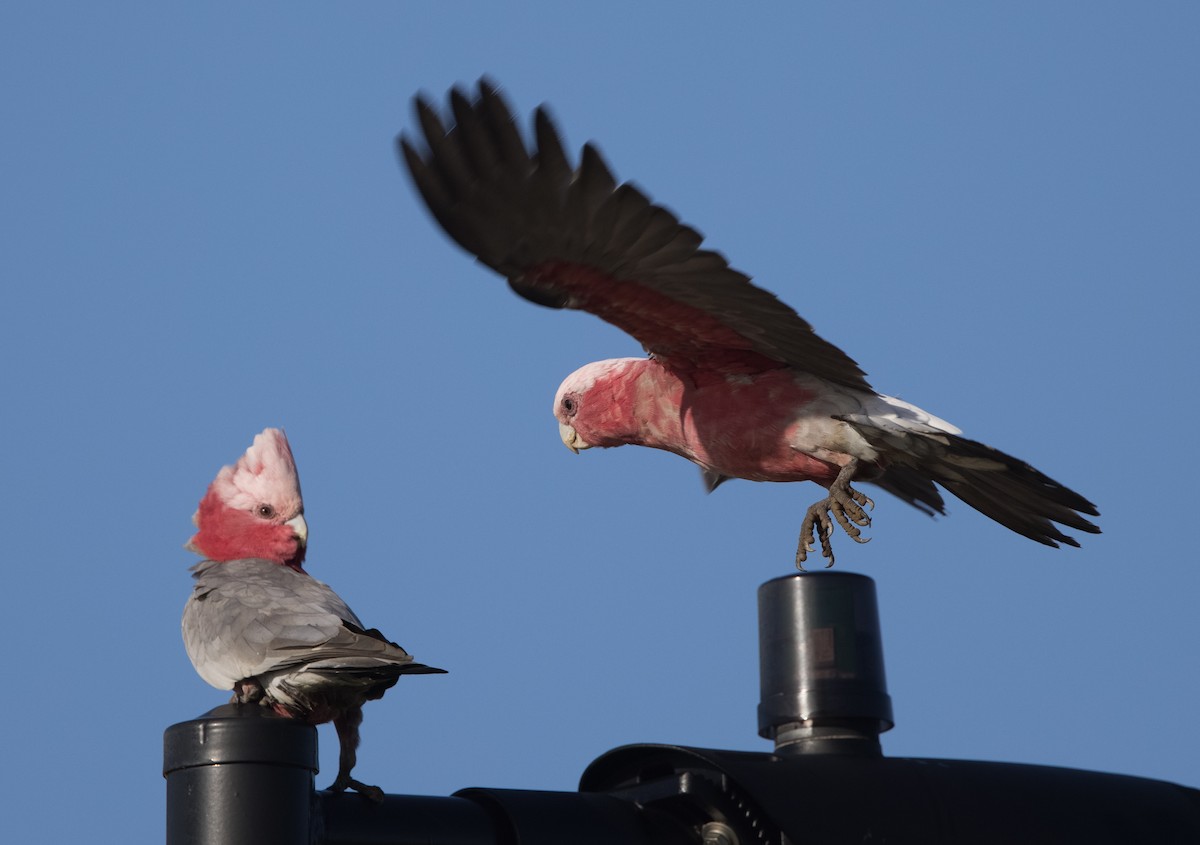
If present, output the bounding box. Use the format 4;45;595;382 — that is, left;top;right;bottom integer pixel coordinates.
795;461;874;570
229;678;265;705
328;774;386;803
796;505;835;571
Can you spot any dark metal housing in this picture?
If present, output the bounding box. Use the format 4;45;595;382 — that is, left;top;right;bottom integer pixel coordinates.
165;573;1200;844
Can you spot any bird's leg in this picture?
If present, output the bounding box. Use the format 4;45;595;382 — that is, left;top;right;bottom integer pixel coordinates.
796;458;874;570
230;678;265;705
327;706;385;803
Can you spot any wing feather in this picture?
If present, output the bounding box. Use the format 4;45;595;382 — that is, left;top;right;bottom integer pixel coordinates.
401;79;871;390
182;559;442;691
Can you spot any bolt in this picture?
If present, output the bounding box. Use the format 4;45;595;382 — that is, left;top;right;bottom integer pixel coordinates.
702;821;739;845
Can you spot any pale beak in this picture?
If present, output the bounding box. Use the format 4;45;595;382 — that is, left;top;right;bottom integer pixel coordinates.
286;514;309;547
559;422;591;454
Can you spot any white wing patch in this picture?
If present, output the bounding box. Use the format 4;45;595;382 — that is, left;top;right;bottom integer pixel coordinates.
866;393;962;436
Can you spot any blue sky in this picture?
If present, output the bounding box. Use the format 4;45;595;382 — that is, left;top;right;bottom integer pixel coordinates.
2;3;1197;840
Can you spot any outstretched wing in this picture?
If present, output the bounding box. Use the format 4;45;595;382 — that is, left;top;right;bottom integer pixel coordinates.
400;79;871;390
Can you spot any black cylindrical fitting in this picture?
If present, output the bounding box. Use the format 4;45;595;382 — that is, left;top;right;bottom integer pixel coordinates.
164;703;318;845
757;572;893;754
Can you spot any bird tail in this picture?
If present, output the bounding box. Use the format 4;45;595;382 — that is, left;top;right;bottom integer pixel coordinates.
842;412;1100;547
902;432;1099;547
868;465;947;518
396;662;448;675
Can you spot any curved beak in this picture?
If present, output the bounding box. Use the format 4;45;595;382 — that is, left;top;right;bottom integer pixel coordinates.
286;513;309;547
559;422;591;454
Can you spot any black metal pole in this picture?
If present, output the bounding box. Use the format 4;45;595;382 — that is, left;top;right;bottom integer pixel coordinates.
316;793;497;845
164;704;317;845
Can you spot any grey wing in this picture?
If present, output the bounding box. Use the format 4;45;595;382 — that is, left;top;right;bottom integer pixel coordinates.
264;617;445;711
182;559;421;691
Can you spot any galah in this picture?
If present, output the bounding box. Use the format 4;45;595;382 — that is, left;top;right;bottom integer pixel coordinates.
400;80;1100;567
181;428;444;800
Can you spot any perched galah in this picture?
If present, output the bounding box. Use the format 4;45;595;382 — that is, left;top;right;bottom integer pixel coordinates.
400;80;1100;567
182;428;444;800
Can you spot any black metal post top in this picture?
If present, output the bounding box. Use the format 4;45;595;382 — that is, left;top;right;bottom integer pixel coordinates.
758;571;893;754
163;703;318;774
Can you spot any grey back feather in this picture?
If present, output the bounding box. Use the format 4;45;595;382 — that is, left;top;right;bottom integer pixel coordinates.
182;559;439;693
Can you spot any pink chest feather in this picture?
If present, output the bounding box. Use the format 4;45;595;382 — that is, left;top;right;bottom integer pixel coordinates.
631;366;843;484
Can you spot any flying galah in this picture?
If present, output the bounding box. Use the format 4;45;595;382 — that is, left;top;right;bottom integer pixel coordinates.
181;428;444;800
400;80;1099;567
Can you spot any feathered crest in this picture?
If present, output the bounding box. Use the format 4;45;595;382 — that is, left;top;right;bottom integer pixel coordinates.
207;427;302;515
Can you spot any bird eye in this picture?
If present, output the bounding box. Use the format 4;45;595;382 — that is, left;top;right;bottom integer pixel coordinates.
562;396;578;416
256;504;276;519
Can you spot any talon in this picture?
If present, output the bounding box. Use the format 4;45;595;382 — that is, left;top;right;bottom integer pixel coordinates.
230;678;264;705
850;489;875;510
796;534;812;570
793;459;874;568
328;775;385;803
353;781;385;803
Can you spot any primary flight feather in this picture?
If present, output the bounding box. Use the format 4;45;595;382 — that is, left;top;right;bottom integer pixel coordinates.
400;80;1099;567
181;428;444;800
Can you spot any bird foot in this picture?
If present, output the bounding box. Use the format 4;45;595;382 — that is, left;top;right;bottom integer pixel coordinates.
229;678;265;705
328;773;385;803
796;461;874;570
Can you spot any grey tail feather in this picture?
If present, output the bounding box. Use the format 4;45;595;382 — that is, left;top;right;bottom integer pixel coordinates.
867;466;946;517
399;662;448;675
915;433;1100;548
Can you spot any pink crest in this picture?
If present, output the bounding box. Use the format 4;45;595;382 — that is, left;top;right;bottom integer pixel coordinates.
209;427;303;514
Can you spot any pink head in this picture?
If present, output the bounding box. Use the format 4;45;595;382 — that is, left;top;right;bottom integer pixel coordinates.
186;428;308;570
553;358;647;452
